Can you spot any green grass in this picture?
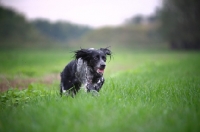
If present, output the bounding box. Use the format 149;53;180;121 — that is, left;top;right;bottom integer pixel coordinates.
0;49;200;132
0;49;73;77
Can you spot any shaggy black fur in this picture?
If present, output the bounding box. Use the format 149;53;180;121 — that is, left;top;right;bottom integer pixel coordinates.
60;47;111;96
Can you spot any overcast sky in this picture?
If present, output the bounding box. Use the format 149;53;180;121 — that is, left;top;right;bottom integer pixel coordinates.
1;0;161;28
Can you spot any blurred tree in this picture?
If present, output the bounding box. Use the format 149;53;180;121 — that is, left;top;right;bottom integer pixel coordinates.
0;5;91;48
0;5;49;48
0;6;30;40
125;14;144;25
147;15;158;24
159;0;200;49
32;20;92;42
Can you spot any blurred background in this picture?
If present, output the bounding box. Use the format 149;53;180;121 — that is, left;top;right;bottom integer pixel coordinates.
0;0;199;50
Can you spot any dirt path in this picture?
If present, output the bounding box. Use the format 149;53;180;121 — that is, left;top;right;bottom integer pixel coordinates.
0;74;60;92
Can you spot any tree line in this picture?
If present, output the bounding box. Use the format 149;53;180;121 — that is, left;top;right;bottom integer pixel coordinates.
1;0;200;50
125;0;200;50
32;20;91;42
159;0;200;50
0;6;91;47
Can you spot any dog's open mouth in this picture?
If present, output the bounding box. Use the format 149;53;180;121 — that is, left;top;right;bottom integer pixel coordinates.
97;68;104;74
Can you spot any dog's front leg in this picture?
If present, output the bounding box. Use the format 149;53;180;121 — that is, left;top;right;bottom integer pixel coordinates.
86;79;104;92
94;77;105;92
86;83;96;92
96;80;104;92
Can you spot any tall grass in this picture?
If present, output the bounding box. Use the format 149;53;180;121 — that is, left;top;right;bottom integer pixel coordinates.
0;49;200;132
0;49;73;77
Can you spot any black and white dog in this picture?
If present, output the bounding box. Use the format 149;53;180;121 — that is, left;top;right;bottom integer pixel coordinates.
60;47;111;96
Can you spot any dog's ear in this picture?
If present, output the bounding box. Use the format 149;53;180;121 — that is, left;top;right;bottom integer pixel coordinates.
100;48;111;56
74;49;91;60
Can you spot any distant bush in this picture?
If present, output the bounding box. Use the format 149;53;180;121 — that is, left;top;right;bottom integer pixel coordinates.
32;19;92;42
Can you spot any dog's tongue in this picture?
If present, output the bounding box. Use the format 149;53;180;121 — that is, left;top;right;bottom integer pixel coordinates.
97;69;104;74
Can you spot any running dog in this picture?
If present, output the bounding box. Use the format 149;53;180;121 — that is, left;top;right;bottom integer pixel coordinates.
60;47;111;96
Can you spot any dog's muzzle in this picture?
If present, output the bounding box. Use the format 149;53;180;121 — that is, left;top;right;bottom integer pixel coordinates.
97;64;106;74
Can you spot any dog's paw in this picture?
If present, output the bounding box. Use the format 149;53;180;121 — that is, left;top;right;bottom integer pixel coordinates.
90;90;99;96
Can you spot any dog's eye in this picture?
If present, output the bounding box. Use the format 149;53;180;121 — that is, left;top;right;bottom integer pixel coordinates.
94;56;99;60
102;56;106;61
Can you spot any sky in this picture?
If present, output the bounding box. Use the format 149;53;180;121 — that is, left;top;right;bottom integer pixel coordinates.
1;0;161;28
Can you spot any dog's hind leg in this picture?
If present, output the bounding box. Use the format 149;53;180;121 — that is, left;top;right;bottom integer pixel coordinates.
60;79;81;97
60;71;75;96
60;81;73;97
60;83;63;96
60;82;66;97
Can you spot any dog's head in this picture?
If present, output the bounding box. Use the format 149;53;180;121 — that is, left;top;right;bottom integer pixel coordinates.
74;47;111;75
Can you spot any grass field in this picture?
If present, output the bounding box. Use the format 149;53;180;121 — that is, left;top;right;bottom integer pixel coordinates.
0;48;200;132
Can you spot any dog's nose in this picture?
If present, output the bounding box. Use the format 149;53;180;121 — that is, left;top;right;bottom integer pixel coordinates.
100;64;106;69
